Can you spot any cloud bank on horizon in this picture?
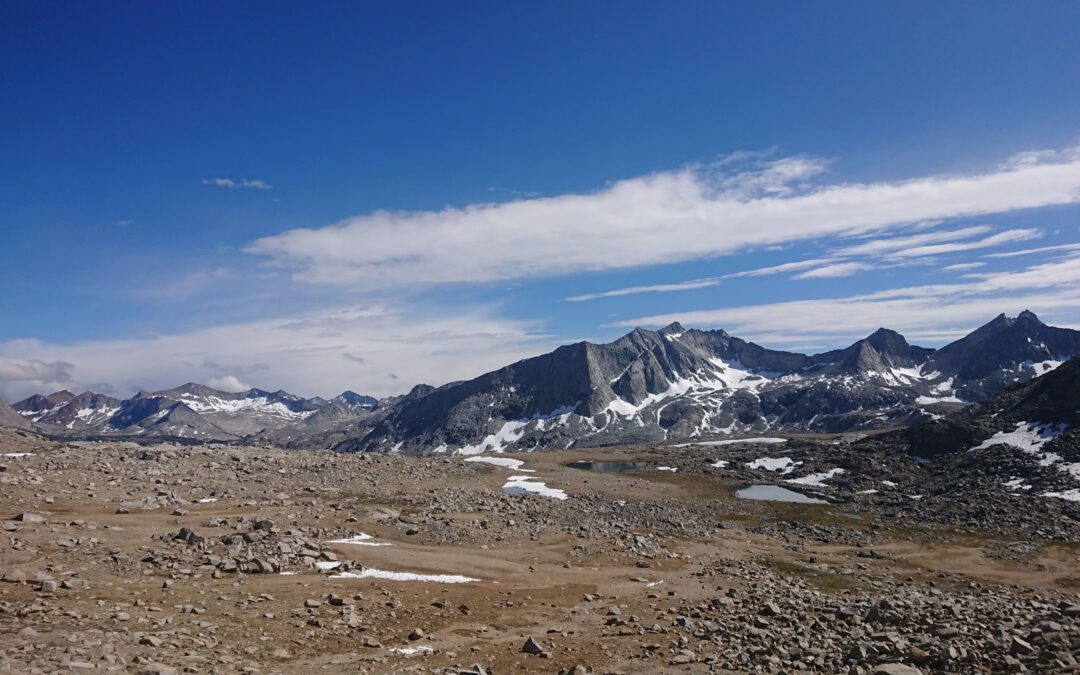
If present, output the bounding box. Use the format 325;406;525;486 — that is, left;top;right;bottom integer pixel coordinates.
3;142;1080;402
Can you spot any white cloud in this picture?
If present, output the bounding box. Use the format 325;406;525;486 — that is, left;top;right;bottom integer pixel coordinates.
565;278;721;302
830;226;991;257
791;261;873;279
984;242;1080;258
942;262;985;272
202;177;272;190
0;304;552;402
247;143;1080;287
722;258;836;279
886;228;1041;258
0;356;73;403
615;254;1080;347
206;375;252;393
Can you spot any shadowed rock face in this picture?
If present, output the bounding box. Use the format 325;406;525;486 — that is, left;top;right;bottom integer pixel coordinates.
4;312;1079;453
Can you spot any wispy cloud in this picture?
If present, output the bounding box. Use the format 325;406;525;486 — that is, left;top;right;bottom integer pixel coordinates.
830;226;992;257
133;267;238;301
565;278;721;302
247;143;1080;287
984;242;1080;258
791;261;872;279
723;258;835;279
887;228;1041;258
942;262;985;272
202;177;273;190
615;254;1080;347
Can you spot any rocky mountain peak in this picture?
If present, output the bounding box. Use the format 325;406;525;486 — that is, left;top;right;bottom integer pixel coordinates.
1016;308;1042;324
333;391;378;408
865;327;910;355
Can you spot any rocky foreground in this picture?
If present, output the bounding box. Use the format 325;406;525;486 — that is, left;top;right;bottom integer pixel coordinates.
1;428;1079;674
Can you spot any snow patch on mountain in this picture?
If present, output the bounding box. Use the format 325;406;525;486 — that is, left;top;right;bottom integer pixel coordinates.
179;394;314;420
971;421;1064;455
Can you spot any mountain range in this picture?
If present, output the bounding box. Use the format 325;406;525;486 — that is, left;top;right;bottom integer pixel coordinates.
4;310;1078;453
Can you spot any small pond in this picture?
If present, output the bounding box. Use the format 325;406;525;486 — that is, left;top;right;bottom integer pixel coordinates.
735;484;827;504
566;461;658;473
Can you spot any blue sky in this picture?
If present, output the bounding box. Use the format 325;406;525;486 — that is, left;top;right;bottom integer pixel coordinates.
3;2;1080;400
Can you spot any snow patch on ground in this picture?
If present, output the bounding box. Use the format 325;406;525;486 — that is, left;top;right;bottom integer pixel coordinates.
2;452;35;458
785;468;845;487
1043;489;1080;502
1004;477;1033;492
971;421;1064;454
502;475;567;500
394;646;434;656
916;394;963;405
676;437;787;448
331;568;479;583
746;457;802;474
710;459;729;468
656;466;678;472
326;533;392;547
971;422;1079;490
464;455;529;470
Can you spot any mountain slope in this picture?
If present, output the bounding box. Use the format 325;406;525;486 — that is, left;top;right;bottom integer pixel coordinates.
0;401;31;430
8;382;382;443
859;353;1080;501
336;312;1080;455
924;310;1079;400
149;384;324;435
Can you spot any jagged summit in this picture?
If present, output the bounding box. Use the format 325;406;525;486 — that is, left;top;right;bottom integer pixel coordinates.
333;391;378;408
